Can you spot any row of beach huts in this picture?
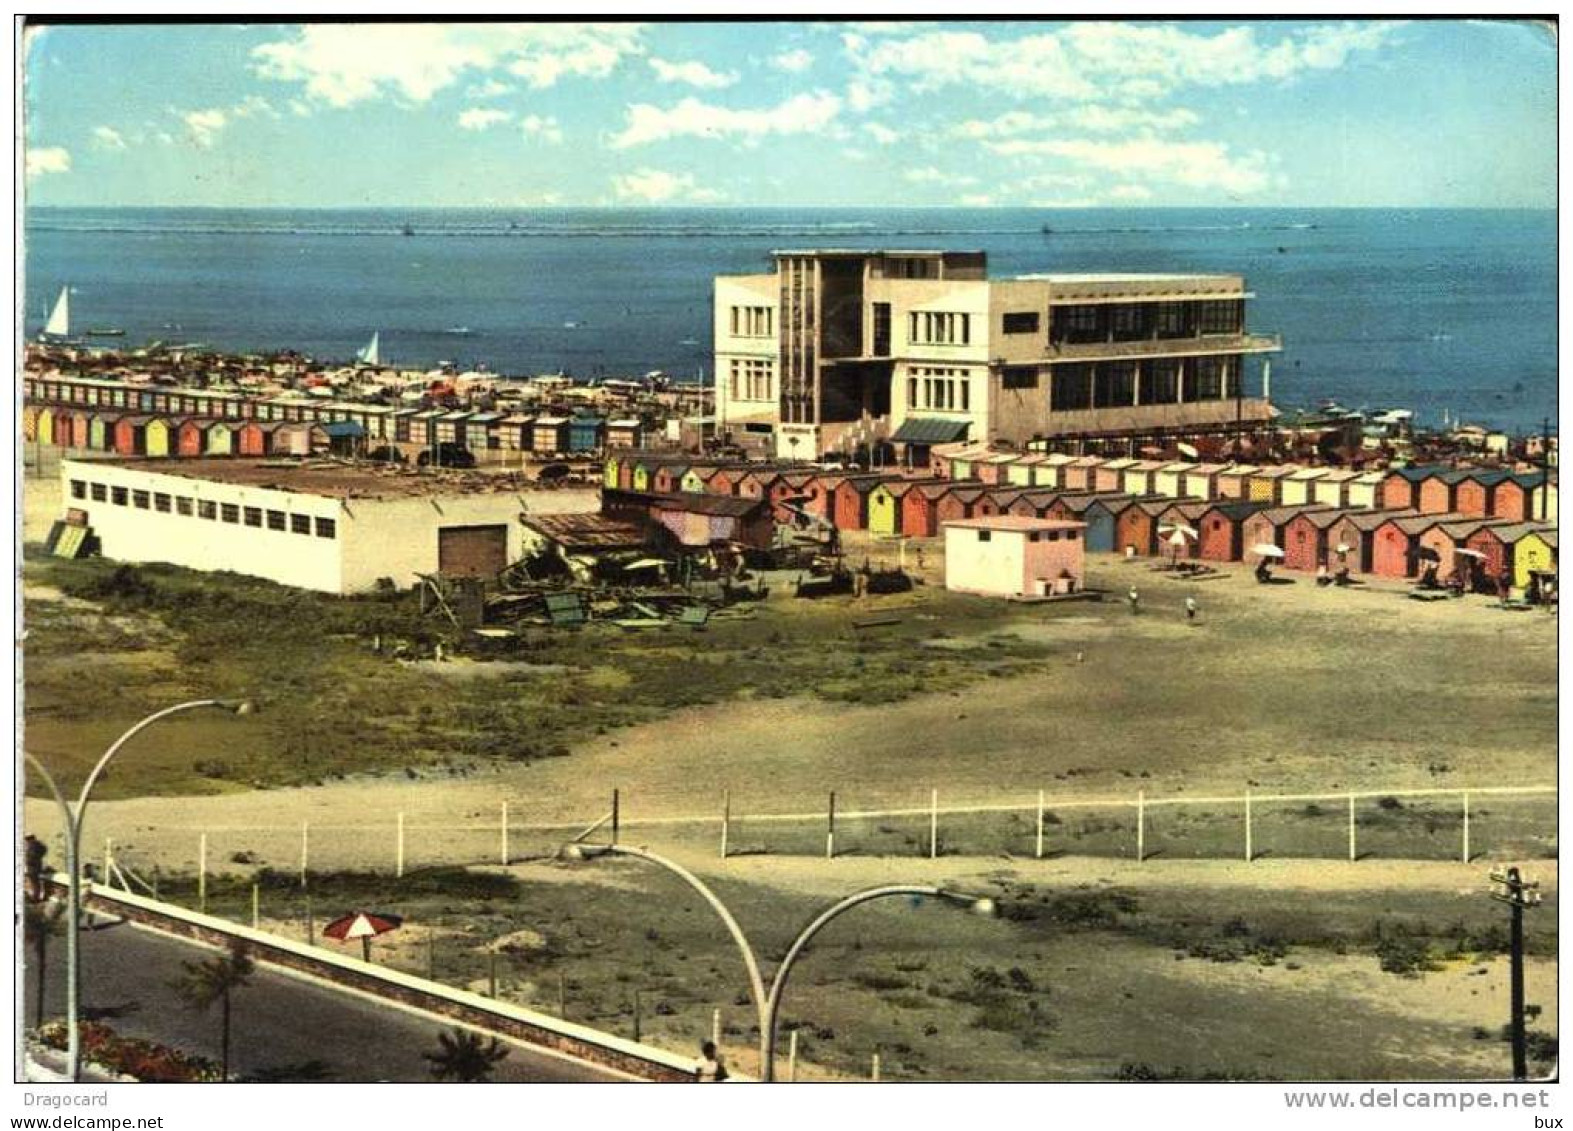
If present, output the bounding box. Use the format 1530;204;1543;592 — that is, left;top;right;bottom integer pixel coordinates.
604;447;1558;588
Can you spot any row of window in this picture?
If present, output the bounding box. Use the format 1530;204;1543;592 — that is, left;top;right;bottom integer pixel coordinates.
1049;358;1239;412
908;311;973;346
728;305;774;338
1049;300;1244;345
71;478;337;538
728;358;775;402
907;366;972;413
976;528;1080;543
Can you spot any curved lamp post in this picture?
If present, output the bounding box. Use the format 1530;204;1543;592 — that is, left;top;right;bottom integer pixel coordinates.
24;698;253;1082
561;841;995;1081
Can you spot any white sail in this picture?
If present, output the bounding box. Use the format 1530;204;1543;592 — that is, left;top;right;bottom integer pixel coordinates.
44;286;69;337
356;332;381;366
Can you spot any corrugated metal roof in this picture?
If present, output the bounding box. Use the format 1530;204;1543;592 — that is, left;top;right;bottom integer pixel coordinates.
891;416;973;444
521;513;649;550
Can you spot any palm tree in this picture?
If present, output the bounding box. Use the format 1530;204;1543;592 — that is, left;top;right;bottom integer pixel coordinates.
173;943;254;1081
423;1027;510;1082
23;901;63;1028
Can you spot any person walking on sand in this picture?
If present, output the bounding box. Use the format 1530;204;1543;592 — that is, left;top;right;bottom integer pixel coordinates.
697;1040;729;1082
1184;596;1198;623
1127;586;1140;615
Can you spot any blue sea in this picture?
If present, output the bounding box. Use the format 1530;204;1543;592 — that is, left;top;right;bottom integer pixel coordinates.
22;207;1557;433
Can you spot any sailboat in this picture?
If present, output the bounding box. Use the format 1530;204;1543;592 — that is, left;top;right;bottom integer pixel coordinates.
42;286;70;339
356;332;383;366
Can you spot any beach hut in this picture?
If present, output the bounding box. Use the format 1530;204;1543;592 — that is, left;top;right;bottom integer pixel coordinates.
626;457;664;493
1370;512;1470;579
832;475;892;530
977;487;1033;518
1006;490;1062;521
1466;523;1554;590
1061;456;1103;492
568;415;605;454
1242;504;1331;560
605;419;643;450
943;444;990;481
1310;469;1360;508
899;482;956;537
1196;500;1270;562
531;416;570;454
1181;463;1228;501
1379;465;1445;511
407;409;442;448
1245;464;1296;504
1485;472;1534;522
942;516;1087;599
934;485;987;528
1529;477;1557;523
1279;467;1330;507
602;453;622;488
88;413;114;452
1033;453;1076;489
176;418;208;457
204;421;237;456
970;452;1016;486
1152;462;1197;499
22;406;39;443
1418;470;1468;515
465;412;503;452
1117;496;1192;558
1214;465;1259;499
869;478;939;535
36;407;55;447
1093;458;1137;493
391;408;418;443
1048;493;1130;553
652;462;691;495
112;415;152;456
1345;470;1387;509
737;466;789;501
1422;518;1514;584
1515;528;1556;589
237;421;271;457
1280;508;1350;573
768;472;820;523
1005;454;1046;488
1325;508;1414;575
1449;469;1511;518
1121;460;1168;497
706;464;753;497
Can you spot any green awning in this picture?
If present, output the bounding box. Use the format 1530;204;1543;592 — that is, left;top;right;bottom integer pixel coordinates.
891;417;971;444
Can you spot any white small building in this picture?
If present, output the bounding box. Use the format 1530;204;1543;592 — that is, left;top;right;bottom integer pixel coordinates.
60;458;597;594
942;515;1087;599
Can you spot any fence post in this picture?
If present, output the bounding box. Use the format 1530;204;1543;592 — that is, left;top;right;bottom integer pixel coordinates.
787;1029;799;1082
711;1007;721;1049
1035;790;1045;860
300;821;309;888
612;789;620;845
251;882;260;929
1347;793;1357;862
1244;789;1253;863
1462;791;1471;864
198;832;207;913
558;971;567;1019
1136;791;1145;863
396;812;405;878
304;895;314;946
428;932;436;981
826;792;836;860
632;990;642;1042
720;790;730;860
929;788;939;860
104;837;113;885
501;801;509;866
489;951;499;997
871;1052;881;1082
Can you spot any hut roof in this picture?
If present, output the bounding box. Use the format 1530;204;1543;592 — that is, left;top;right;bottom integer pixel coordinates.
1341;507;1416;532
1471;521;1556;546
1201;500;1270;521
1389;511;1471;536
1259;503;1332;526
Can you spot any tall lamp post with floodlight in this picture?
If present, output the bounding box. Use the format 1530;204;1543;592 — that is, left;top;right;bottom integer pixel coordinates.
560;841;996;1081
24;698;254;1082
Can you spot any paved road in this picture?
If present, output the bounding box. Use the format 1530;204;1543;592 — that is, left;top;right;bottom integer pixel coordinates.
24;916;627;1082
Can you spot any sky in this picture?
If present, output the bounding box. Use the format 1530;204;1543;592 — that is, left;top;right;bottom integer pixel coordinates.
21;18;1557;209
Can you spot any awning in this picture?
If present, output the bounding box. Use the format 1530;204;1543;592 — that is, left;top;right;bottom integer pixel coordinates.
891;416;971;445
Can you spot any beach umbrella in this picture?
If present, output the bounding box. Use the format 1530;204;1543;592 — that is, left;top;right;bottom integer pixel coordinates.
1335;543;1352;555
1159;522;1199;540
1251;543;1286;558
322;910;403;962
1454;547;1487;559
1177;442;1200;458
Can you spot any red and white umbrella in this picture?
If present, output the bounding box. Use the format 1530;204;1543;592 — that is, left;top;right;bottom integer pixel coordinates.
322;910;403;961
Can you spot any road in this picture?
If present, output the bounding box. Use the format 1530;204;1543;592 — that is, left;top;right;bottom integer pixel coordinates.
23;915;628;1082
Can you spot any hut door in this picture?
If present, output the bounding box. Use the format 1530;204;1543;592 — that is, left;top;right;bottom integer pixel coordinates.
438;525;509;578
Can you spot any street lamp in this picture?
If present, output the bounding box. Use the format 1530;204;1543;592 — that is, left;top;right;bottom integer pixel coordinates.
24;698;254;1082
559;841;996;1081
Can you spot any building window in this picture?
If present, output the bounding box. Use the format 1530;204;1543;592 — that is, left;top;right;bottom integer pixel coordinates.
1051;365;1093;412
1067;530;1078;540
728;358;775;402
1109;304;1149;341
977;529;992;542
1196;300;1242;335
90;483;107;502
909;367;971;412
266;509;287;531
291;514;311;535
883;256;938;280
132;490;150;510
243;506;262;528
221;503;240;523
1051;305;1101;344
199;500;217;520
154;493;172;513
176;497;194;516
69;479;86;500
1141;360;1181;405
1028;531;1042;542
908;311;972;346
1002;366;1038;391
1094;363;1137;408
1189;357;1225;401
729;305;774;337
315;517;337;539
1002;312;1040;335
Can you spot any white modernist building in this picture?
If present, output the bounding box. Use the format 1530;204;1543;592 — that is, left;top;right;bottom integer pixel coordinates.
60;458;597;594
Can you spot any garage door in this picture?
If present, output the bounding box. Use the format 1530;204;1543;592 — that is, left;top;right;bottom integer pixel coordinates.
438;524;509;578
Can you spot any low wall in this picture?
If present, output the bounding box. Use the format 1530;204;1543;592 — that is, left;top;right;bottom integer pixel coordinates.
50;876;699;1083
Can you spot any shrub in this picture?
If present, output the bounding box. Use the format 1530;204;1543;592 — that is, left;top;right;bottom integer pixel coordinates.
1375;934;1438;977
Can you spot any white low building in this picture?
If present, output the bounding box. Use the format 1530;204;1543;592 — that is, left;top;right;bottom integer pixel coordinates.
943;515;1087;599
60;458;597;594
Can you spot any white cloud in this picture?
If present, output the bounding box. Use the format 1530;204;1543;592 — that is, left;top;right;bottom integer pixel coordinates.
960;193;994;207
848;20;1405;103
903;167;977;187
1109;183;1154;200
649;56;737;89
183;108;228;148
26;146;70;178
91;126;127;151
956;105;1200;139
520;114;564;144
771;48;814;73
863;122;899;145
459;107;512;131
846;77;894;112
988;136;1278;195
251;23;644;107
466;78;513;100
231;94;279;120
611;91;841;149
612;167;724;203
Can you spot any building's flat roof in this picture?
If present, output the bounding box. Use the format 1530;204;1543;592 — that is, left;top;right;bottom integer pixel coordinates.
944;516;1087;532
1010;272;1235;283
75;457;541;500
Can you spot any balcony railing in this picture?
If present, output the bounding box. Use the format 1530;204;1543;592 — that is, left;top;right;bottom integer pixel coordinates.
1040;332;1282;362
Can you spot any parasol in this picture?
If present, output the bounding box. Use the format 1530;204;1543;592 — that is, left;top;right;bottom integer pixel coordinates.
1453;548;1486;559
322;910;404;962
1251;544;1286;558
